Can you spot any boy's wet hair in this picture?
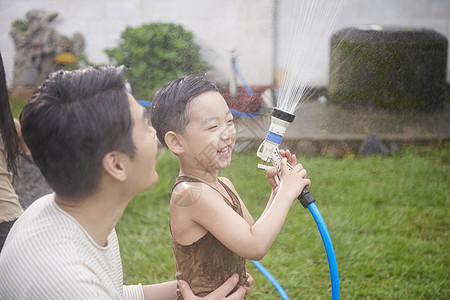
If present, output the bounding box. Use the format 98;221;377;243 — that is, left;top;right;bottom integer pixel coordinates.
151;76;218;148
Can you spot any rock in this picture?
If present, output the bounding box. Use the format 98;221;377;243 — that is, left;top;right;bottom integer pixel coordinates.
359;132;390;156
9;9;85;89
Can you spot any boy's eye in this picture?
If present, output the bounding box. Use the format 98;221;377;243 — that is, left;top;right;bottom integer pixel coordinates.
227;119;234;125
208;125;218;130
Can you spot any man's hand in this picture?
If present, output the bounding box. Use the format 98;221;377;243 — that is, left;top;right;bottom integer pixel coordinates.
179;273;253;300
244;272;254;294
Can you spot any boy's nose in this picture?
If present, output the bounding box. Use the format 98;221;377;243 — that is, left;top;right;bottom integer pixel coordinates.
221;128;231;140
221;126;236;141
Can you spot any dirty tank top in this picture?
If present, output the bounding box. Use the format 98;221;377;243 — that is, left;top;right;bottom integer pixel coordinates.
171;176;246;299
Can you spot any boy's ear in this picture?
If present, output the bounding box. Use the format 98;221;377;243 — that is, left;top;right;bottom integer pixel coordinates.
102;152;127;182
165;131;184;155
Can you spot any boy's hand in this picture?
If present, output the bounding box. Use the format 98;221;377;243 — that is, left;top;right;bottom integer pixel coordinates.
266;149;297;190
266;167;279;190
278;156;310;200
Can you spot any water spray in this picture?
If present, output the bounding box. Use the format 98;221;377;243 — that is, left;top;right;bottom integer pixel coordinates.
230;62;341;299
256;108;340;299
227;0;344;293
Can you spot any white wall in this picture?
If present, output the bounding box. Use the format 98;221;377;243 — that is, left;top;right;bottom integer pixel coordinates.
1;0;449;89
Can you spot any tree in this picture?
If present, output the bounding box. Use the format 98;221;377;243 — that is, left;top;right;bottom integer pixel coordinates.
105;23;210;100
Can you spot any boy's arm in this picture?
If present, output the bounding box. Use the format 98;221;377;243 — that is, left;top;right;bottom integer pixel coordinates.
218;177;255;225
224;149;297;222
181;158;309;261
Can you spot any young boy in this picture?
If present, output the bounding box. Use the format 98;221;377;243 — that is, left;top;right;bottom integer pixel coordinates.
151;76;310;299
0;67;250;300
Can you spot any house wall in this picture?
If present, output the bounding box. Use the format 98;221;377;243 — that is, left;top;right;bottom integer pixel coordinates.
1;0;449;88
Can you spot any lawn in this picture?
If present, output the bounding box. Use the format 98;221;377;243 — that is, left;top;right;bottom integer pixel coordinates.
9;97;28;119
116;145;449;299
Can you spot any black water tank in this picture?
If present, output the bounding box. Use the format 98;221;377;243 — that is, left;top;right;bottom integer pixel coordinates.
329;26;447;111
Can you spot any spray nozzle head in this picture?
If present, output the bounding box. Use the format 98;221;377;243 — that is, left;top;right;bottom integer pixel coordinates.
256;108;295;163
271;108;295;123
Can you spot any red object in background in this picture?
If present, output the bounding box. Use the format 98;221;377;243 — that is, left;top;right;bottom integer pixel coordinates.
219;85;273;113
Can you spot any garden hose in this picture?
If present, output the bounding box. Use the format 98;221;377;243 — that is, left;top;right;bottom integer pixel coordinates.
256;108;340;299
250;260;290;300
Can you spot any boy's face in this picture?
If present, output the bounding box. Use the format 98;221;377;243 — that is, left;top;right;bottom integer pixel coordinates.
180;91;236;172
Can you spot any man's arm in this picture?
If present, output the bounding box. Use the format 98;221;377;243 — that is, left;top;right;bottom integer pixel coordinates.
142;281;177;300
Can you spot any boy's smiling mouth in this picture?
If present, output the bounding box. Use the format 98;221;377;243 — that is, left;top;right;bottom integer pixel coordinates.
217;145;231;158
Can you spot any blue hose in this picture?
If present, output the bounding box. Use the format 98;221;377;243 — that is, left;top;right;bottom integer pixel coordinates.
233;59;339;298
251;201;340;300
229;107;262;118
251;180;339;298
231;60;254;96
308;202;340;299
250;260;290;300
137;100;152;107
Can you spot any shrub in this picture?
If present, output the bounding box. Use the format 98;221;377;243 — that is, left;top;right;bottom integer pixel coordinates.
105;23;210;100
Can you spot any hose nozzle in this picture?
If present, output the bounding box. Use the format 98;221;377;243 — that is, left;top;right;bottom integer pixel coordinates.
256;108;295;162
256;108;315;208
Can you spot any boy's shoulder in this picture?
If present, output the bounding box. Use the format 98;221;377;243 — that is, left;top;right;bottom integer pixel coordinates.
171;180;219;208
218;176;238;193
172;180;203;197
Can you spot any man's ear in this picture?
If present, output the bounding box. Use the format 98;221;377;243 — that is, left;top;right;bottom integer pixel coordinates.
102;152;127;182
165;131;184;155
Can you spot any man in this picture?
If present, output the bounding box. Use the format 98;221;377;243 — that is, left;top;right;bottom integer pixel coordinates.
0;66;251;299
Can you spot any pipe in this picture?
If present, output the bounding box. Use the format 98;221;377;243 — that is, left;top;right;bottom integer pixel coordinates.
251;260;290;300
307;202;340;299
226;60;340;299
256;108;340;299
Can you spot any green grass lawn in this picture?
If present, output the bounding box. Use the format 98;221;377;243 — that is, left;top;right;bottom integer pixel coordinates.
9;98;28;119
117;145;449;299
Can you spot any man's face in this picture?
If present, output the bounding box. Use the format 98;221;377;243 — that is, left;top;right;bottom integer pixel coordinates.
124;94;159;194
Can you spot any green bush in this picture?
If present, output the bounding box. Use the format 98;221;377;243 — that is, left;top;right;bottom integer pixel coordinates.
105;23;210;100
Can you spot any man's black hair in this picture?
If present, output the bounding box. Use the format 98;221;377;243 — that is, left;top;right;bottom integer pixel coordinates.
20;66;136;198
